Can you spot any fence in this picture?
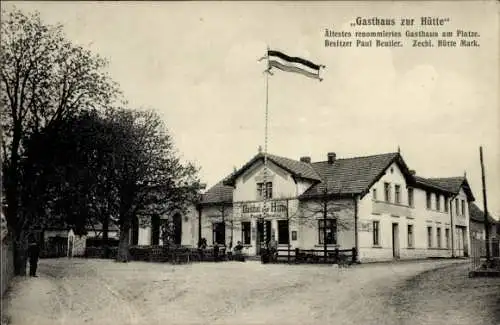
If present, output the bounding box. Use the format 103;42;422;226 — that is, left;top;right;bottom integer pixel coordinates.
1;238;15;299
470;238;500;270
273;247;357;265
40;235;68;258
84;245;230;263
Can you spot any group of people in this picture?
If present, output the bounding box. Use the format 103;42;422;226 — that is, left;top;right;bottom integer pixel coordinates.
197;237;247;262
197;235;279;263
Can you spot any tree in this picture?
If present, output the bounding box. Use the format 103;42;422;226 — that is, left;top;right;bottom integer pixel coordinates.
20;110;119;241
290;187;355;263
1;8;120;275
106;108;200;262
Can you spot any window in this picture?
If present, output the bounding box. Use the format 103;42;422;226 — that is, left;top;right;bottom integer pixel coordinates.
436;227;441;248
426;192;432;209
318;219;337;245
372;188;378;201
395;185;401;204
257;182;273;199
241;221;251;245
277;220;290;245
455;198;459;216
384;183;391;202
408;188;414;207
266;182;273;199
444;198;449;212
373;221;380;246
445;228;450;249
436;195;441;211
212;222;225;245
461;200;465;216
427;226;433;248
407;225;414;248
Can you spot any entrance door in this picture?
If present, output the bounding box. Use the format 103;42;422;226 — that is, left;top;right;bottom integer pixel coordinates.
456;227;463;257
173;213;182;245
392;223;400;259
256;219;271;255
462;227;468;257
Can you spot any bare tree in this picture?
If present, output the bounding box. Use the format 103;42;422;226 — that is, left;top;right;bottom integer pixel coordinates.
288;187;355;262
1;8;120;275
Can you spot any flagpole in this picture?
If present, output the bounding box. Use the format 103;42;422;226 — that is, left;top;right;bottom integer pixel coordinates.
263;45;270;251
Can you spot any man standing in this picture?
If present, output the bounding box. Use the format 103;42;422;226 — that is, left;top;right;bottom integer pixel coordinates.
268;235;278;263
28;239;40;277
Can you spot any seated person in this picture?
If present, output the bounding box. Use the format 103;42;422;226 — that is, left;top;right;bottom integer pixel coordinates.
233;241;245;261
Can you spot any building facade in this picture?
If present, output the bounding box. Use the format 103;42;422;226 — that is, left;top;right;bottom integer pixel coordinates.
469;203;498;241
134;151;476;262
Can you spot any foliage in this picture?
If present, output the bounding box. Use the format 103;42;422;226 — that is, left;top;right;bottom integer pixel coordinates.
1;7;120;274
106;108;201;261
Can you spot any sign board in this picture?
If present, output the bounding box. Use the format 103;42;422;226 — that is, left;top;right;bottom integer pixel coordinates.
239;200;288;219
359;221;372;232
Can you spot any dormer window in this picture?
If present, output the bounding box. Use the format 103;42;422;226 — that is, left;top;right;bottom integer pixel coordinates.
257;182;273;199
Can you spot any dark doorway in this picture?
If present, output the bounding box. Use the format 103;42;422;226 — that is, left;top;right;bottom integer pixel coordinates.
151;214;160;245
212;222;226;246
256;219;271;255
173;213;182;245
131;216;139;245
392;223;400;259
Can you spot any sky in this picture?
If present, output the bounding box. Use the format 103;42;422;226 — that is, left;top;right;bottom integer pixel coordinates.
4;1;499;219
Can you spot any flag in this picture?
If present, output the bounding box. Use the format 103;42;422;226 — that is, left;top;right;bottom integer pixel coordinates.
264;50;324;81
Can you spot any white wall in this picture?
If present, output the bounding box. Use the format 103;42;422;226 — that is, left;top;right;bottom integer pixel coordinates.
233;160;297;202
357;162;454;262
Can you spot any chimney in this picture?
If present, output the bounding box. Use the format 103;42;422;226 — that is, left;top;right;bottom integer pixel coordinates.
300;156;311;164
409;170;416;176
327;152;336;164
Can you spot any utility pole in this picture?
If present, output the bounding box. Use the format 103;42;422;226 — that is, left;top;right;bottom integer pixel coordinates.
479;146;491;263
323;187;328;263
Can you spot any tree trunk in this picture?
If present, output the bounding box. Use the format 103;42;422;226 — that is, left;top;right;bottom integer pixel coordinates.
13;230;28;276
102;214;109;258
116;221;130;262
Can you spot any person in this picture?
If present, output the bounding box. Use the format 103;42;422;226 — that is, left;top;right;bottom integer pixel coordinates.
198;237;207;261
233;241;245;262
268;236;278;262
27;238;40;277
213;241;219;262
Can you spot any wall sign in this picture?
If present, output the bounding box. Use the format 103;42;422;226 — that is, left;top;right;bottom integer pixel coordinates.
240;200;288;219
291;231;297;241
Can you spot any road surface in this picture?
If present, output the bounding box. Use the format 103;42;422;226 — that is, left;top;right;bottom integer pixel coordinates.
2;258;499;325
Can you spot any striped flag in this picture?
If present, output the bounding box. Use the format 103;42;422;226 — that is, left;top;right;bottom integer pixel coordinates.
260;50;324;81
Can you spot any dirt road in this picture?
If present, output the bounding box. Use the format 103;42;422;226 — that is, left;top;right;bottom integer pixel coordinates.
2;258;498;325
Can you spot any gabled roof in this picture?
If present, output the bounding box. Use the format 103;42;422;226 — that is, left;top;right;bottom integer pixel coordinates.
200;180;233;205
469;203;497;224
223;152;321;187
414;176;453;194
415;176;475;201
300;152;414;199
199;151;477;205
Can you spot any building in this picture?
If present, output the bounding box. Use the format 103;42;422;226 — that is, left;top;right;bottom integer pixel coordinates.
132;151;476;262
469;203;498;241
